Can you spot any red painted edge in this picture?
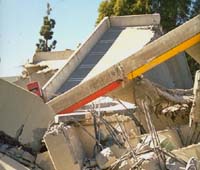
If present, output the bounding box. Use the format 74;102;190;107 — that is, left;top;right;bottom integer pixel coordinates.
57;80;122;114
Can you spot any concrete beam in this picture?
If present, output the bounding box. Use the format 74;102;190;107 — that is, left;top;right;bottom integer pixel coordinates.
186;43;200;63
47;15;200;114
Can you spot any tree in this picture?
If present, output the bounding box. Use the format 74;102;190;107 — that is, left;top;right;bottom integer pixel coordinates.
96;0;151;25
36;3;57;52
191;0;200;17
96;0;116;24
96;0;199;32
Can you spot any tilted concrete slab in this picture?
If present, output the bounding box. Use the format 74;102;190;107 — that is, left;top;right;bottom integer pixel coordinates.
0;79;55;151
47;15;200;114
83;26;156;81
42;14;161;100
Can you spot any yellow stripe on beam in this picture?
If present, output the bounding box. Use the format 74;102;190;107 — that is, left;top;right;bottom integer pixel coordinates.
127;33;200;80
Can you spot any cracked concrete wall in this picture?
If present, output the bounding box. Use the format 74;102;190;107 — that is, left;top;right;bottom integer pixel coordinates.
0;79;55;151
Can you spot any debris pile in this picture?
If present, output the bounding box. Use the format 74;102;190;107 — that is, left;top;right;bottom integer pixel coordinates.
1;70;200;170
0;131;41;170
43;108;200;170
0;14;200;170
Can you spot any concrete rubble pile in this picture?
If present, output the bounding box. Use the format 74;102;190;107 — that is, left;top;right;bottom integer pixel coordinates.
1;67;200;170
43;109;200;170
1;14;200;170
1;74;200;170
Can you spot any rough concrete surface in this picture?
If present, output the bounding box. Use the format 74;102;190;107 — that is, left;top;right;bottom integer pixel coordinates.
0;79;55;151
44;125;84;170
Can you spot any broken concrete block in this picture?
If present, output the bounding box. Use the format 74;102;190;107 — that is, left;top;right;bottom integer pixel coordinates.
96;147;116;169
0;79;55;151
44;124;84;170
0;153;30;170
36;152;55;170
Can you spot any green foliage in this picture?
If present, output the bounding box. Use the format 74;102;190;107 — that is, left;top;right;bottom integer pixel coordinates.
96;0;151;25
191;0;200;17
36;3;57;52
96;0;200;77
96;0;116;24
96;0;199;32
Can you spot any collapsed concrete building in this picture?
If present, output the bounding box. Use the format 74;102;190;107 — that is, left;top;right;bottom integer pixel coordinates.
0;14;200;170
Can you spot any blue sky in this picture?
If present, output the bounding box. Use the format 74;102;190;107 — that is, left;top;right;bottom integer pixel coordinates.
0;0;102;76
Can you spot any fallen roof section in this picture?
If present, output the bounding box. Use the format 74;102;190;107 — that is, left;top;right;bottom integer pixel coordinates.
47;14;200;114
42;14;161;100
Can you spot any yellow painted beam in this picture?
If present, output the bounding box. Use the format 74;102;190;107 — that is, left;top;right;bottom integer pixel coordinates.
127;33;200;80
